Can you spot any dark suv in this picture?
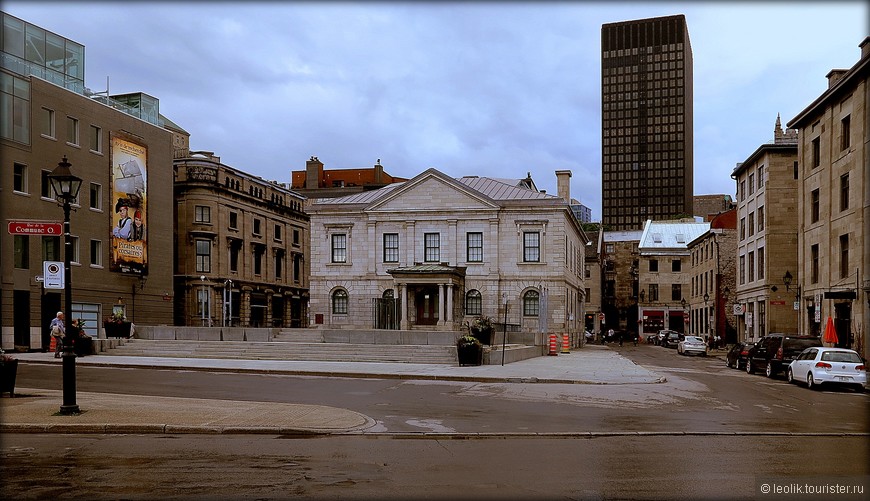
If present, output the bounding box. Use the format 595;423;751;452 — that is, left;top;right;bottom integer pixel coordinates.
746;334;823;378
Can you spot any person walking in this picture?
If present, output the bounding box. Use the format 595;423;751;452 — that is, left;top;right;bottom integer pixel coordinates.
49;311;65;358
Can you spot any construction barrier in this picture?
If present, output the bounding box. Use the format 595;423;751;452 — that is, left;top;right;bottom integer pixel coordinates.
548;334;558;356
561;334;570;353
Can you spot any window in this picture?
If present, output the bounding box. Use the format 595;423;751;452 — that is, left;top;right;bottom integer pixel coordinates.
648;284;659;302
839;234;849;279
840;173;849;211
671;259;681;272
748;173;755;195
293;254;302;283
41;107;55;137
748;251;755;282
748;212;755;237
13;162;27;193
465;290;482;316
424;233;440;262
523;232;540;262
1;72;30;144
841;115;850;150
739;218;746;240
332;289;348;314
467;232;483;262
605;243;614;254
42;236;60;261
383;233;399;263
70;236;80;264
739;255;745;285
41;170;52;198
523;290;539;317
331;234;347;263
195;239;211;273
811;137;820;168
66;116;78;145
757;206;764;232
253;218;262;236
253;245;264;275
758;165;764;188
811;244;819;284
758;247;765;279
739;180;745;201
671;284;681;301
228;211;238;230
293;229;300;246
89;124;101;153
229;240;241;272
275;249;284;279
274;224;282;242
649;259;658;272
90;239;102;267
89;183;101;210
13;235;29;269
811;189;819;223
194;205;211;223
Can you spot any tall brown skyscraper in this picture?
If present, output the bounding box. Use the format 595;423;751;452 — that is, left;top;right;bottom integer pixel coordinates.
601;14;693;230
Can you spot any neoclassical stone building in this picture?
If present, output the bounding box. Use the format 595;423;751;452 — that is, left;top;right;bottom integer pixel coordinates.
306;168;588;342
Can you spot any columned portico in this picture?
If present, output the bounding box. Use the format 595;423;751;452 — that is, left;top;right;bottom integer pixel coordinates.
387;264;466;331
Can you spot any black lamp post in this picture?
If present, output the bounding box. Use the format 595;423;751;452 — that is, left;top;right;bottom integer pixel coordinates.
48;156;82;415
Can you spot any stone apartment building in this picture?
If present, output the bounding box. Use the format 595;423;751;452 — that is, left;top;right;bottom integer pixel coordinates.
687;210;736;344
787;37;869;361
637;220;710;337
1;12;174;350
731;116;800;342
173;151;310;328
306;168;588;344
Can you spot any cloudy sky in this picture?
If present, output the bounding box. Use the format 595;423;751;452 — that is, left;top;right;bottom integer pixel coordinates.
6;2;867;217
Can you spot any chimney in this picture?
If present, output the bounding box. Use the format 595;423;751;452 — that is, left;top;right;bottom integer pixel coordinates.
555;170;572;204
860;37;870;59
374;159;383;184
306;156;323;189
826;69;848;89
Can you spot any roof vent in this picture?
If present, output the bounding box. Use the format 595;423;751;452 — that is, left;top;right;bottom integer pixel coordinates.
676;234;686;243
652;233;662;243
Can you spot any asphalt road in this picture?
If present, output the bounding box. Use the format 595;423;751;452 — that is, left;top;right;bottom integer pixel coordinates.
3;344;868;500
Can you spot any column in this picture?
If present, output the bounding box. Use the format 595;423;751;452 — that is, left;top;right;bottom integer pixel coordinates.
399;283;408;330
437;283;445;326
446;283;454;323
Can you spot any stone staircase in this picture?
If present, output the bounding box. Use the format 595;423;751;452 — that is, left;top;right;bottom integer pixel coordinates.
101;327;543;365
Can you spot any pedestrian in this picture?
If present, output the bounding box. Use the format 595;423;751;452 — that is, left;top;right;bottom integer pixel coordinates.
49;311;65;358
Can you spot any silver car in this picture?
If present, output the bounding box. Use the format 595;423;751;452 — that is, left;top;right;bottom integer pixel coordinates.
787;347;867;391
677;335;707;356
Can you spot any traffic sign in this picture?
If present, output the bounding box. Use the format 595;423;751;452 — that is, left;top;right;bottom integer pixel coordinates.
43;261;64;289
8;220;62;235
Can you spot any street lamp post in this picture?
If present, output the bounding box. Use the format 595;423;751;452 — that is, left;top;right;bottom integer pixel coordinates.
48;156;83;415
200;275;206;326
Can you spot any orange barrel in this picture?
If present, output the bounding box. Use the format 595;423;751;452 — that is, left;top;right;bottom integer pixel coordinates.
548;334;558;356
561;334;570;353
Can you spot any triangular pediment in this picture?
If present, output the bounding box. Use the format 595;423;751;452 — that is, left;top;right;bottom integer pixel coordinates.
366;169;499;213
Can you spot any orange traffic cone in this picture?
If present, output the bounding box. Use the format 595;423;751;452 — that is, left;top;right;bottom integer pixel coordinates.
561;334;570;353
548;334;558;356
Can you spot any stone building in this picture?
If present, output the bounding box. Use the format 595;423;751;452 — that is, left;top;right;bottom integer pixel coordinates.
601;230;642;332
173;151;309;328
637;219;709;336
306;168;588;344
787;37;869;361
687;209;736;344
582;224;604;336
1;12;174;350
731;116;799;342
290;156;408;201
693;194;735;221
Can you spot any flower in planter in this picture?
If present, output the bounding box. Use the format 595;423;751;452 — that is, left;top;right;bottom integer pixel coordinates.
105;311;127;325
456;334;482;349
0;348;16;367
471;316;494;333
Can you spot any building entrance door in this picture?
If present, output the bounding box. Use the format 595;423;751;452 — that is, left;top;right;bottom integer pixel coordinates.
415;287;438;326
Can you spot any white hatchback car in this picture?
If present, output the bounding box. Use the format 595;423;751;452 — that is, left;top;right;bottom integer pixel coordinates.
787;347;867;391
677;336;707;356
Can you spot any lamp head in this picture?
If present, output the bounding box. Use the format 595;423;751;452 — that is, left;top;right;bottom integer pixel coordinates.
48;156;83;202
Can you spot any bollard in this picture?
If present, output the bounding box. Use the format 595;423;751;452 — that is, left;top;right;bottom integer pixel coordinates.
548;334;558;356
561;334;570;353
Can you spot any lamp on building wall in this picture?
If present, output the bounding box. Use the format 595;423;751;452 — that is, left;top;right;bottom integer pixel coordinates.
783;270;801;300
48;156;82;415
639;289;645;302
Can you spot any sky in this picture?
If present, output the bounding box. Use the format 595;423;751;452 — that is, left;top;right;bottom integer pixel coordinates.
5;1;868;218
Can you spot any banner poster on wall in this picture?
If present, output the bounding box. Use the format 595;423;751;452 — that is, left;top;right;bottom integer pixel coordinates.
110;134;148;275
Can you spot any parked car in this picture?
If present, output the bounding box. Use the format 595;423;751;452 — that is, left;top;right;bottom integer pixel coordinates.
678;336;708;356
726;341;755;370
661;331;682;349
656;330;677;346
787;347;867;391
745;333;823;378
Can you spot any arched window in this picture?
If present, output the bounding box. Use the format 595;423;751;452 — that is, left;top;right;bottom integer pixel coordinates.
332;289;348;314
383;289;394;299
523;290;540;317
465;290;482;316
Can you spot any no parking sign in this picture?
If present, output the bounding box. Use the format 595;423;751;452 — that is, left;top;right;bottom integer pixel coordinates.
43;261;64;289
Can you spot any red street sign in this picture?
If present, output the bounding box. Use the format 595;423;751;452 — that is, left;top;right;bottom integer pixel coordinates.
770;300;786;305
8;221;63;235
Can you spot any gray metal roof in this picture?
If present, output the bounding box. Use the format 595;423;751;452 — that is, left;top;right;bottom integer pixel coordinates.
639;220;710;251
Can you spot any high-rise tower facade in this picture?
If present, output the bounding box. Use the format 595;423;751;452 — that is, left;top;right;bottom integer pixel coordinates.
601;15;694;230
